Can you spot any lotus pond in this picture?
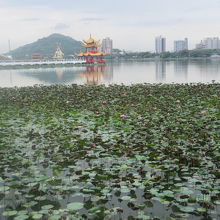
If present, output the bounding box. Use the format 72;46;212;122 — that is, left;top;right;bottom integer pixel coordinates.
0;84;220;220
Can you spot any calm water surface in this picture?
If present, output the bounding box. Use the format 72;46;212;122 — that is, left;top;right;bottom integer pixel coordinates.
0;60;220;87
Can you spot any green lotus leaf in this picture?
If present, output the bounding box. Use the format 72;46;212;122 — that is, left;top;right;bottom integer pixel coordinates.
0;186;10;192
121;196;131;200
41;205;54;210
14;215;29;220
188;197;197;203
49;215;61;220
121;188;130;193
67;202;84;210
82;188;95;193
178;205;195;213
3;210;17;216
88;207;101;214
35;196;47;201
137;211;150;220
214;200;220;205
32;213;43;219
197;208;206;213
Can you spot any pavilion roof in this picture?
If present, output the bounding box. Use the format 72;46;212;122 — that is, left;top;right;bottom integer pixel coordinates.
82;44;101;48
83;35;100;44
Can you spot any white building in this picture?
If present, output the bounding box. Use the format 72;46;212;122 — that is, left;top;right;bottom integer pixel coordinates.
213;38;220;49
196;37;220;49
174;38;188;52
204;38;213;49
195;41;205;49
101;37;113;54
155;36;166;53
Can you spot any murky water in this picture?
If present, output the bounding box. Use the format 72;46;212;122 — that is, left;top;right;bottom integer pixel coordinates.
0;60;220;87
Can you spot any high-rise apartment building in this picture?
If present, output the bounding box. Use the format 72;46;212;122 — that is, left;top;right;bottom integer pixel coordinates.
204;38;213;49
155;36;166;53
101;37;113;54
196;37;220;49
174;38;188;52
213;38;220;49
196;40;207;49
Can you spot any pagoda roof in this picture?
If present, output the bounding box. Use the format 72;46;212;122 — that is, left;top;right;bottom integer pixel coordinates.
82;44;101;48
83;35;99;44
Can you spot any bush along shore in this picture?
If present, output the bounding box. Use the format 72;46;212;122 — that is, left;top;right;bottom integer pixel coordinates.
0;83;220;220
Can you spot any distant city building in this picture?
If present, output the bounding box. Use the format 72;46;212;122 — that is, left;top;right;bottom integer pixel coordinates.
212;37;220;49
196;37;220;49
174;38;188;52
155;36;166;53
101;37;113;54
195;41;206;50
204;38;213;49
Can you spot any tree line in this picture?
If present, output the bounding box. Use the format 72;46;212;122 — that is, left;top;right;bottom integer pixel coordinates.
107;49;220;59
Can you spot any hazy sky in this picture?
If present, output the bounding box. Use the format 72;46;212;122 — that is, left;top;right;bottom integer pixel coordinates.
1;0;220;53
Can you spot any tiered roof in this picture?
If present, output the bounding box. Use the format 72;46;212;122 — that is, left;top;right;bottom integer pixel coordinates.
76;35;104;57
83;35;99;45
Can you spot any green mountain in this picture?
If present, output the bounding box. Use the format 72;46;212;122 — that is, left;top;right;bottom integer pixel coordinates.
6;33;82;59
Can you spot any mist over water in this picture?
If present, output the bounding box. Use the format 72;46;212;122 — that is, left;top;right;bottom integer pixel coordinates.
0;60;220;87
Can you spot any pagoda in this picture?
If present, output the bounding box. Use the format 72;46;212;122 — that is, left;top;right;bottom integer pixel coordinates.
76;35;105;64
53;45;64;60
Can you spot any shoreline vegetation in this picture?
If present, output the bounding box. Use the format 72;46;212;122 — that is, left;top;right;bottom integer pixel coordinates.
0;83;220;219
109;48;220;60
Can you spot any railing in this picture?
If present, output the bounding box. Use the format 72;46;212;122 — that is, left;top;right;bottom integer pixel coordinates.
0;59;86;66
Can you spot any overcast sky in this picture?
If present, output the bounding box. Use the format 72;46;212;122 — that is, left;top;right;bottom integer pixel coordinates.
1;0;220;53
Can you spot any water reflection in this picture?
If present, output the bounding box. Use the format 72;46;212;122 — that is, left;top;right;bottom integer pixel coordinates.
155;61;166;82
191;59;220;80
103;64;113;83
174;60;188;80
79;65;113;85
55;68;64;80
18;65;113;85
0;60;220;87
19;67;84;84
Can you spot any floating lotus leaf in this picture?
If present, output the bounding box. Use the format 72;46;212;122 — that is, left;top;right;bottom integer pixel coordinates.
32;213;43;219
121;196;131;200
3;210;17;216
67;202;84;210
178;205;195;213
14;215;29;220
197;208;206;213
214;200;220;205
0;186;9;192
41;205;54;210
88;207;101;214
48;215;61;220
